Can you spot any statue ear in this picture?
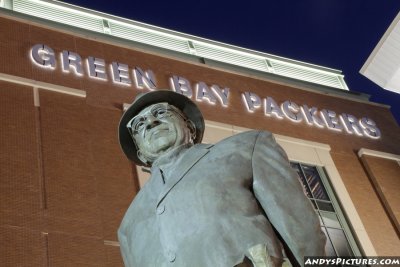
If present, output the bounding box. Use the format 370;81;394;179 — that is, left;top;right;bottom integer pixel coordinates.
186;119;196;141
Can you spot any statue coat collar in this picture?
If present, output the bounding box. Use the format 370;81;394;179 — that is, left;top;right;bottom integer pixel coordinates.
150;143;213;208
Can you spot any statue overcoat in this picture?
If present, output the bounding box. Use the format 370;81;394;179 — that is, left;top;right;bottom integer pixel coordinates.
118;130;326;267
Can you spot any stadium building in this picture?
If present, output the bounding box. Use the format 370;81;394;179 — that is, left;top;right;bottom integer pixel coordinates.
0;0;399;266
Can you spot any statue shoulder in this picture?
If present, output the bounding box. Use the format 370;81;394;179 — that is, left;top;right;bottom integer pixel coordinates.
203;130;272;148
222;130;273;143
235;130;273;139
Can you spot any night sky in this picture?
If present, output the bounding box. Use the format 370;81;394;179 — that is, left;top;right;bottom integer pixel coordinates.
62;0;400;124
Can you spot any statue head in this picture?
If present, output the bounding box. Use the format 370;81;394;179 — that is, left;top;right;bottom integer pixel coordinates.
119;90;205;166
127;102;196;164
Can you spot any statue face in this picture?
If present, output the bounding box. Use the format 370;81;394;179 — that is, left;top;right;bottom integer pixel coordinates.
127;102;194;164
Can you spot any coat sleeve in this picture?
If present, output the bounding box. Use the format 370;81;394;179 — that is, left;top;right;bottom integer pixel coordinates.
251;131;326;265
118;229;131;267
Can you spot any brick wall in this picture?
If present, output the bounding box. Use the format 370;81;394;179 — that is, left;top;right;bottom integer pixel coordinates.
1;13;400;265
0;81;138;266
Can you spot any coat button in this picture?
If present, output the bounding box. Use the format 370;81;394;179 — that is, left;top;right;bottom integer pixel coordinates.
156;205;165;215
167;250;176;262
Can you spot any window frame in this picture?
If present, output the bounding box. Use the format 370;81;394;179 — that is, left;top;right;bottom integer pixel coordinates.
291;161;363;257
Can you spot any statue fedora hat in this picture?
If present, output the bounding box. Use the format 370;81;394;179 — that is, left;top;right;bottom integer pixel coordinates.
118;90;205;165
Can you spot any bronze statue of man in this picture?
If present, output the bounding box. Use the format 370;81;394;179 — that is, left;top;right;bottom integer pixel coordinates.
117;90;326;267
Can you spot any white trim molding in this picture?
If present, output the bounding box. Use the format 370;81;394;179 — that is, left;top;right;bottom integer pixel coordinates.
0;73;86;98
358;148;400;161
104;240;120;247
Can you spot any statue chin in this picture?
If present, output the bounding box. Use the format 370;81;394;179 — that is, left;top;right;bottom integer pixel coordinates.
140;140;176;163
139;131;190;163
150;137;175;152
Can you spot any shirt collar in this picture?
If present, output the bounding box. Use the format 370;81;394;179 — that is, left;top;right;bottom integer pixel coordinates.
151;142;193;169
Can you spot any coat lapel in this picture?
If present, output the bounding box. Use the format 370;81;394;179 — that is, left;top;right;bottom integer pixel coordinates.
148;167;165;197
156;144;213;207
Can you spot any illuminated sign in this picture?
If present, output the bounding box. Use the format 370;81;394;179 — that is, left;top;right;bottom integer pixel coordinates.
30;44;157;90
30;44;381;139
241;92;380;139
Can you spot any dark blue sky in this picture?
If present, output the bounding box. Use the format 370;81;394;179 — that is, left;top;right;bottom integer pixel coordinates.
63;0;400;124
